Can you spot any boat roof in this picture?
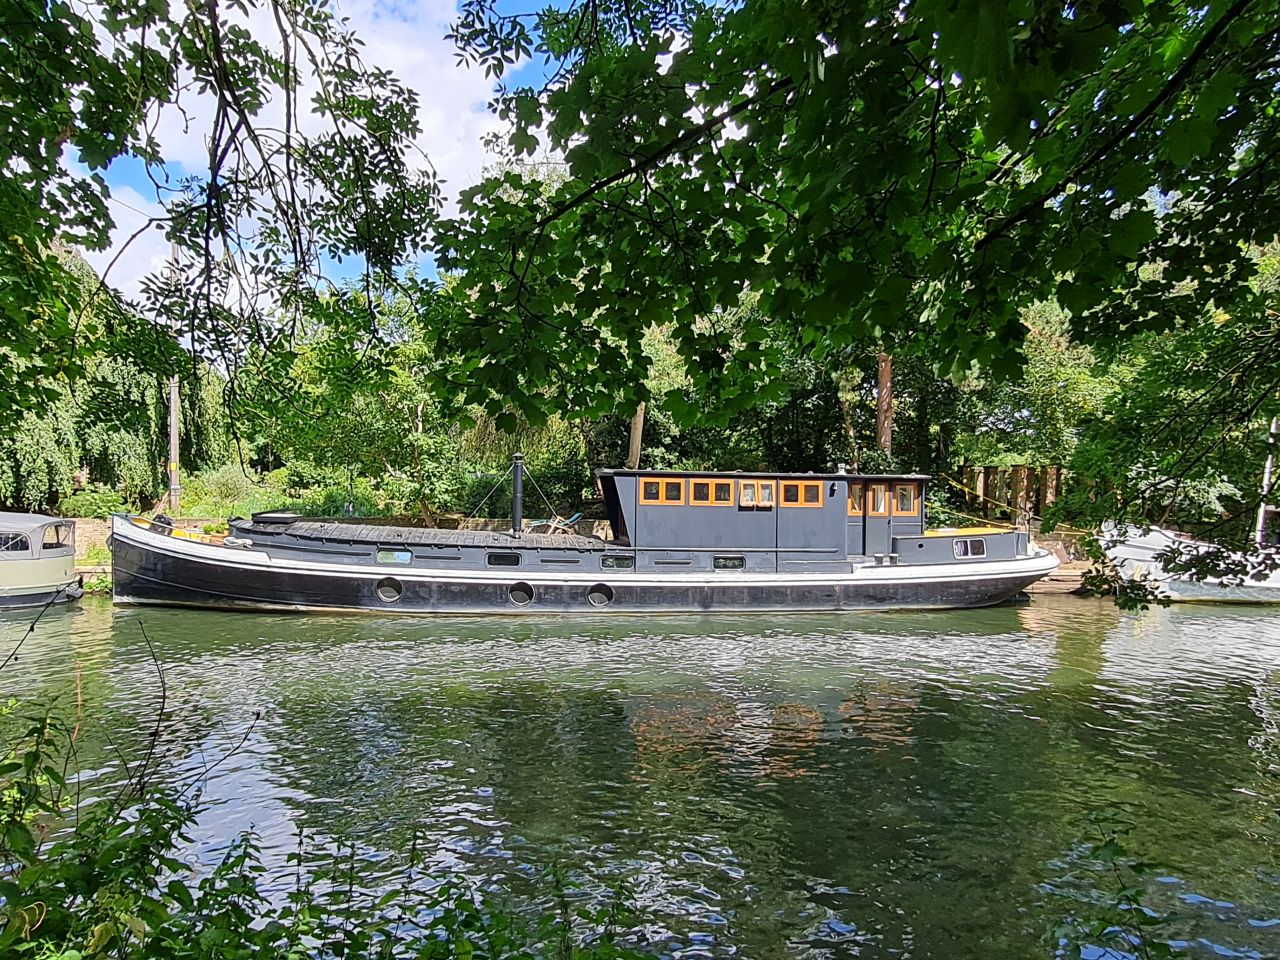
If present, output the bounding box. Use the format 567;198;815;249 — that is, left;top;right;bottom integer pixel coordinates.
238;518;607;551
596;469;931;481
0;512;66;534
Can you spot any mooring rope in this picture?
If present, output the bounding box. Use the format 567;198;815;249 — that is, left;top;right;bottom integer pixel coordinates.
522;467;561;519
465;464;513;522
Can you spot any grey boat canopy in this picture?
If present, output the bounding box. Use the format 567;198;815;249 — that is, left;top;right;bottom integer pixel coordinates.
0;512;61;534
0;513;75;555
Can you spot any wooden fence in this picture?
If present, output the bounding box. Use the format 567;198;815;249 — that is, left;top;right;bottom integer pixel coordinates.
946;465;1065;521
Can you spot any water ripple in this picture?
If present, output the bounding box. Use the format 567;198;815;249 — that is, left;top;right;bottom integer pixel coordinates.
2;596;1279;958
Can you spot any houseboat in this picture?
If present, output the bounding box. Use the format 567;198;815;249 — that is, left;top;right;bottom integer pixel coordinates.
109;457;1058;615
1;513;82;610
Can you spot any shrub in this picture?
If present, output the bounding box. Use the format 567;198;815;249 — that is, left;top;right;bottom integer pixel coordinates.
180;463;292;519
82;543;111;565
296;478;386;518
195;462;256;504
58;484;130;518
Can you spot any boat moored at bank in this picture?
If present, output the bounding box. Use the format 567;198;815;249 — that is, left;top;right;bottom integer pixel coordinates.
1101;522;1280;603
1;514;82;610
110;458;1058;615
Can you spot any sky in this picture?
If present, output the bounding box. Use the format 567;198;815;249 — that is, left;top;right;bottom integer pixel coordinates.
82;0;547;301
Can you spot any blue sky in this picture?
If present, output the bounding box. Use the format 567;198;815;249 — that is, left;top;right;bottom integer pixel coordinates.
85;0;556;300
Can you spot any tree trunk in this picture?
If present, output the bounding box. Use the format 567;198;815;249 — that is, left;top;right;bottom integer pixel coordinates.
876;353;893;457
626;402;646;470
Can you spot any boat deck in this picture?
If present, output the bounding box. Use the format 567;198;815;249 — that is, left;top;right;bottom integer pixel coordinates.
238;519;609;552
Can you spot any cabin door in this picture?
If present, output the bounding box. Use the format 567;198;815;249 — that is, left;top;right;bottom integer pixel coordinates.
846;482;865;556
863;483;893;556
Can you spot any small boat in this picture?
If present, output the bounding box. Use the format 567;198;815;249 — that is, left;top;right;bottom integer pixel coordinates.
1101;522;1280;604
109;457;1059;615
1102;417;1280;604
0;513;83;610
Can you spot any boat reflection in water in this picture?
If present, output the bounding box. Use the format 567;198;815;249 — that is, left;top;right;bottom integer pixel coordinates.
111;456;1057;615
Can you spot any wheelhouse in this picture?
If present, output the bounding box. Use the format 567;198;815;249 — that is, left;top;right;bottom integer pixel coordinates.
597;469;929;571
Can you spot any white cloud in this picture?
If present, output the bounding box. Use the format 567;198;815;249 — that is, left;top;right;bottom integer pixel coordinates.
82;186;172;304
87;0;501;298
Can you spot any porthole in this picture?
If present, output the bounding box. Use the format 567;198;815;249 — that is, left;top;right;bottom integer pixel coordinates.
508;581;534;605
587;583;614;606
376;577;403;603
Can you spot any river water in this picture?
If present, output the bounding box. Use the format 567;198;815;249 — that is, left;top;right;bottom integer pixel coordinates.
2;596;1279;958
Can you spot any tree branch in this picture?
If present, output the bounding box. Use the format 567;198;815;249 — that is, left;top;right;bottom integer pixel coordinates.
976;0;1258;252
533;76;797;231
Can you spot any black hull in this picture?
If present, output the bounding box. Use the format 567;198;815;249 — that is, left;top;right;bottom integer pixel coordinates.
112;538;1048;615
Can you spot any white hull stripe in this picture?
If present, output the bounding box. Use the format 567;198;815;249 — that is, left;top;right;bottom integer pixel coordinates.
112;518;1059;588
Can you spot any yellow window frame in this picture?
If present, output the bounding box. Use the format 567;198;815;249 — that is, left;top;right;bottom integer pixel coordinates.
848;483;864;517
781;480;824;508
640;477;685;505
868;483;890;516
892;483;918;516
692;478;735;506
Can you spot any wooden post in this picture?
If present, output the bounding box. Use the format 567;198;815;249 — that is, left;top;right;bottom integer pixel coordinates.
1039;466;1058;510
1010;465;1026;524
982;466;998;519
876;352;893;458
963;466;978;508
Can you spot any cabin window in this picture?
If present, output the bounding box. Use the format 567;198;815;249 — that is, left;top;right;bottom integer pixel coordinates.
713;556;746;570
739;480;775;508
953;538;987;559
893;484;918;516
640;477;684;505
376;549;413;565
0;534;29;552
487;552;522;567
781;480;823;507
42;525;68;549
848;484;864;517
602;554;634;569
691;479;734;506
868;484;890;516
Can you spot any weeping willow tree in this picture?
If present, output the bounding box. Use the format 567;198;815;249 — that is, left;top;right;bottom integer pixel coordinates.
0;254;229;511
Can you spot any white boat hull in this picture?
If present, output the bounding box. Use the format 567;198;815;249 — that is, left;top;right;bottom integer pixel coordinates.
1102;523;1280;604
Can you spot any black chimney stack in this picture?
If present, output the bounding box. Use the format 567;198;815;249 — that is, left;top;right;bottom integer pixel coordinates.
511;452;524;537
